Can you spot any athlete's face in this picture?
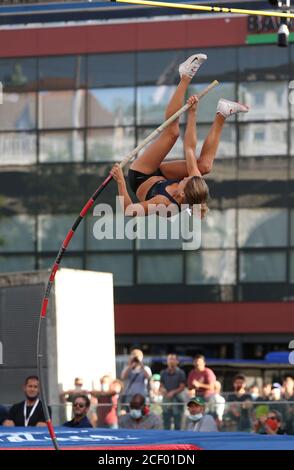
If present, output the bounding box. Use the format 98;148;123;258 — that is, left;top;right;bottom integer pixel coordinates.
177;176;193;192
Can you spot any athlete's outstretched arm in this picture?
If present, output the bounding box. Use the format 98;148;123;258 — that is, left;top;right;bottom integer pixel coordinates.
184;96;202;177
110;164;134;211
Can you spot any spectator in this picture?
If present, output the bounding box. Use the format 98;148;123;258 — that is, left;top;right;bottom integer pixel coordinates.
118;394;162;430
121;349;152;404
63;394;92;428
160;354;186;430
270;382;282;401
92;375;122;429
256;382;272;402
207;380;226;426
283;376;294;435
3;376;50;427
262;382;272;400
249;384;261;401
184;397;218;432
269;383;285;418
187;355;216;399
149;374;164;416
59;377;89;404
254;409;285;435
0;405;8;425
282;376;294;400
226;374;253;432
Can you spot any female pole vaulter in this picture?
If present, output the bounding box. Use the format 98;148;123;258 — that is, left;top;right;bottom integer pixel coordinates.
111;54;248;218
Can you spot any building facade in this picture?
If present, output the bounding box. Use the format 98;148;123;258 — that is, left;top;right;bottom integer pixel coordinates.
0;12;294;359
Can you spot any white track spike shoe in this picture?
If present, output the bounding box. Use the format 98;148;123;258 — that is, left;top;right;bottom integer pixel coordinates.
179;53;207;79
217;98;249;118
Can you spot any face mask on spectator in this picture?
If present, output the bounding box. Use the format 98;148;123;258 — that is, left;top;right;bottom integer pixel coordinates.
101;383;110;392
251;393;259;400
130;409;142;419
189;413;203;421
266;417;279;431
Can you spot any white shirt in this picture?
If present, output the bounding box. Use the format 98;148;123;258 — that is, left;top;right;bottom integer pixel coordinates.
208;393;226;421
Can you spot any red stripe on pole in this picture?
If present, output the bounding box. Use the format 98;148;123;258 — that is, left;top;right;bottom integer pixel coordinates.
49;263;59;282
41;299;49;318
47;420;57;440
80;199;94;217
63;229;74;248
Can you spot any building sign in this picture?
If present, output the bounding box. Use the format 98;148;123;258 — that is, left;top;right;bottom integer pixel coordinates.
248;14;294;33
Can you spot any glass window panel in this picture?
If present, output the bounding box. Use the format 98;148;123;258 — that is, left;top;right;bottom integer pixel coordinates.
0;215;35;252
39;256;83;270
37;164;87;213
0;168;39;215
201;209;236;248
190;82;236;123
205;158;237;183
0;132;36;165
86;253;133;286
186;250;236;285
38;90;85;129
290;251;294;283
88;53;135;87
137;254;183;284
288;44;294;81
137;50;187;85
137;86;177;126
88;214;133;251
290;210;294;246
239;123;287;156
238;156;288;182
39;55;86;90
238;82;288;121
37;214;84;252
39;131;84;163
192;47;238;82
135;214;183;250
238;45;289;80
0;92;36;130
197;124;236;158
238;209;288;247
0;57;37;92
239;251;286;282
87;88;135;127
0;255;35;273
87;127;135;162
289;122;294;156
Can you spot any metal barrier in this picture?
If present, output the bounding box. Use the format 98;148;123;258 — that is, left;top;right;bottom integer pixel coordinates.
41;400;294;434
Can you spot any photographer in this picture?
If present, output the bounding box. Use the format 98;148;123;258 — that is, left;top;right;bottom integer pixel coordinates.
120;349;152;406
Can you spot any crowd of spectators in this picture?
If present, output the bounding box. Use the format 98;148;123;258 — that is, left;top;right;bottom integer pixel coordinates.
1;349;294;435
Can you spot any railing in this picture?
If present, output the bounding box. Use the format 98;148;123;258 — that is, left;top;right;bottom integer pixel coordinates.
39;400;294;434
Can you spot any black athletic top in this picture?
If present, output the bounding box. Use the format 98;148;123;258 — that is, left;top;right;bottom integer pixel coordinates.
7;400;51;426
145;179;181;210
